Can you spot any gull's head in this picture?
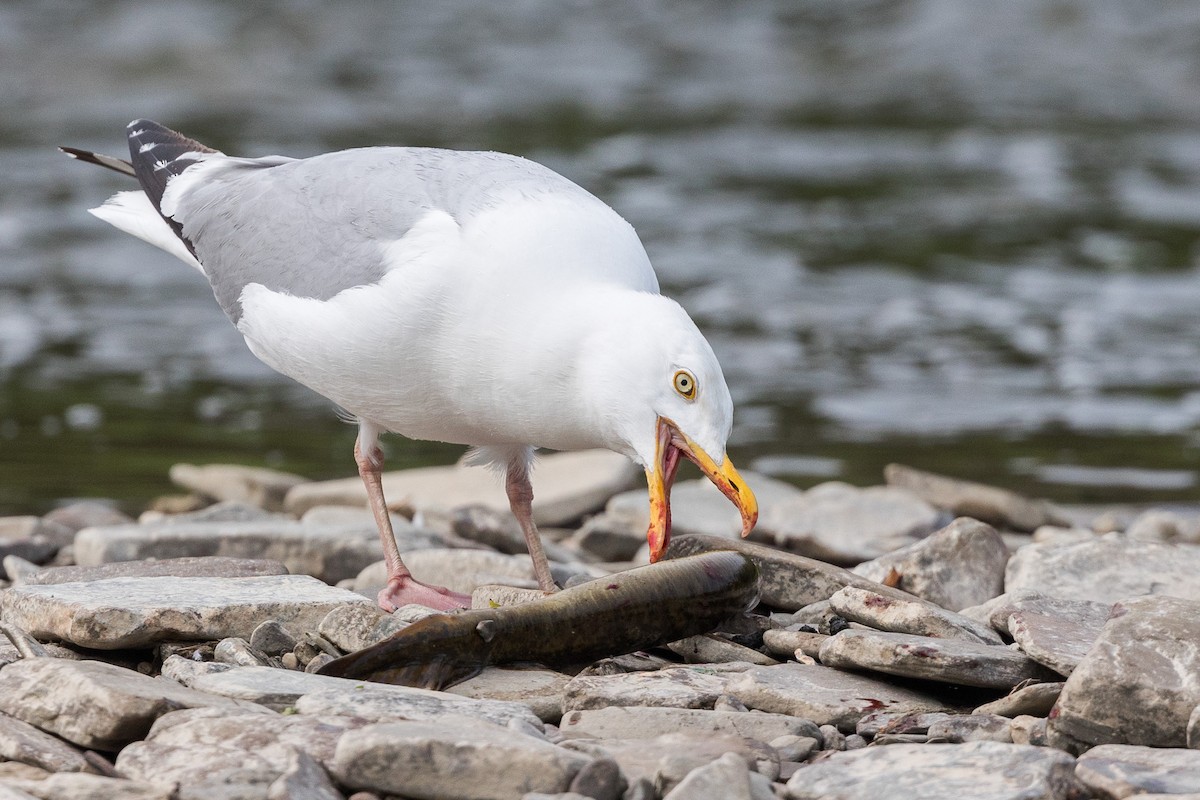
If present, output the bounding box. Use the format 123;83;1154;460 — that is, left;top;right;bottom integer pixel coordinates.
581;292;758;562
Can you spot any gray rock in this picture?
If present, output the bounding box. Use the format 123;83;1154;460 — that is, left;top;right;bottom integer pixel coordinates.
725;663;948;732
1191;704;1199;749
1;574;372;649
10;556;290;587
116;707;361;800
1005;534;1200;603
763;629;827;660
563;664;748;712
2;773;171;800
785;740;1079;800
1008;610;1098;676
666;635;779;666
316;605;407;652
760;481;941;565
771;734;819;762
819;629;1056;690
852;518;1008;611
1126;509;1200;545
286;449;639;526
974;682;1064;718
0;516;74;547
926;714;1013;743
829;585;1003;645
42;501;133;532
0;712;94;773
884;464;1067;532
1010;715;1050;747
0;659;253;750
664;534;918;612
158;499;288;524
332;718;590;800
250;620;299;656
567;757;624;800
1075;744;1200;799
559;706;820;744
446;667;570;724
268;748;345;800
74;520;388;583
353;549;536;596
214;637;273;667
560;732;773;794
169;463;308;512
662;752;755;800
1051;595;1200;748
983;590;1113;638
472;584;546;608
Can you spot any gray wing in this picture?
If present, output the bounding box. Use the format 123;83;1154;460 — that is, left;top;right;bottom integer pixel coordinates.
163;143;593;322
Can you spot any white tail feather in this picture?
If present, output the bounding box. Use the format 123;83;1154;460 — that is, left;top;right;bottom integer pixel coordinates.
89;191;204;274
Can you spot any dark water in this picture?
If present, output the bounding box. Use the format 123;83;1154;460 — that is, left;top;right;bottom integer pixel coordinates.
5;1;1200;513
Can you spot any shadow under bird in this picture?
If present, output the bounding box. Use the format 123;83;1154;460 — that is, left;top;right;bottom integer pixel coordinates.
62;120;759;610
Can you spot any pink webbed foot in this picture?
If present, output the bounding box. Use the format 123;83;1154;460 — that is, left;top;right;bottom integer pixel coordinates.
377;574;471;613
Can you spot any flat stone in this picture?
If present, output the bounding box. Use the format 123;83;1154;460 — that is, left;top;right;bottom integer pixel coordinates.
0;516;74;547
1005;534;1200;603
829;585;1003;645
11;556;290;587
285;449;639;527
116;707;361;799
74;519;390;583
1008;610;1099;676
665;534;918;612
819;629;1055;690
662;752;756;800
169;463;309;512
560;732;774;794
0;659;253;750
760;482;941;565
0;712;93;773
316;605;408;652
1126;509;1200;545
975;682;1064;718
666;635;779;666
1011;715;1050;747
472;584;546;608
1;575;372;649
763;629;827;660
445;667;570;723
42;501;133;532
884;464;1067;532
926;714;1013;743
983;590;1113;638
353;549;535;596
268;748;345;800
562;665;748;712
852;518;1009;611
332;718;591;800
785;740;1078;800
560;706;820;744
1051;595;1200;748
725;663;948;733
2;773;171;800
1076;744;1200;798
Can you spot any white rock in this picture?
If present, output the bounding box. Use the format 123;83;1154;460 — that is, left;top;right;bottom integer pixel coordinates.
1075;744;1200;799
883;464;1066;532
0;711;93;773
829;585;1002;645
662;752;755;800
2;773;171;800
446;667;569;724
559;706;820;743
169;463;309;511
563;664;749;712
353;548;536;596
1;575;372;649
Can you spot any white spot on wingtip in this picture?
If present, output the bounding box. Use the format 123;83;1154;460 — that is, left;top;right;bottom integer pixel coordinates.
129;128;145;138
138;142;159;153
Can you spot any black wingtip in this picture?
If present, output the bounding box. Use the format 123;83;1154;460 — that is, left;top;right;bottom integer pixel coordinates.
59;145;137;178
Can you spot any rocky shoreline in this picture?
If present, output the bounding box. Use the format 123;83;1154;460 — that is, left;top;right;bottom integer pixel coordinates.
0;450;1197;799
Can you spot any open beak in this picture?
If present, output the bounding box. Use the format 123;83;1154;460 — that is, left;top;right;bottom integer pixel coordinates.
645;416;758;562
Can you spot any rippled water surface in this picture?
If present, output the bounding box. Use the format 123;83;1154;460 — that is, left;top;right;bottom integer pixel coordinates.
5;1;1200;512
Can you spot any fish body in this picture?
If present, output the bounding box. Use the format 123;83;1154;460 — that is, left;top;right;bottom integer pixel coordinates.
318;550;759;689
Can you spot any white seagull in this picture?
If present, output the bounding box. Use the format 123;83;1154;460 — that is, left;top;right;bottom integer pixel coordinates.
63;120;758;611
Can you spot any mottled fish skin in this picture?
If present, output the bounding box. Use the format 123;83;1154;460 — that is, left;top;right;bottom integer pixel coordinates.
317;551;760;690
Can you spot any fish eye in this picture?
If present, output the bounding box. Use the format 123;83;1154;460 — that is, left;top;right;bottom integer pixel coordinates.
672;369;697;400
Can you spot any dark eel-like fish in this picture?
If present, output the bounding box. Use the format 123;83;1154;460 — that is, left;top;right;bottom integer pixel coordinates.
317;550;760;690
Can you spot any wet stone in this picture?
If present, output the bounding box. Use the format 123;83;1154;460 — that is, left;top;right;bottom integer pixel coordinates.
0;659;254;751
332;718;591;800
1051;595;1200;748
9;555;290;587
559;706;820;744
725;662;948;732
1;574;372;649
829;585;1003;645
760;481;941;565
785;740;1079;800
884;464;1066;532
1005;534;1200;603
974;682;1064;718
852;517;1009;611
819;629;1056;690
562;664;747;712
1075;744;1200;799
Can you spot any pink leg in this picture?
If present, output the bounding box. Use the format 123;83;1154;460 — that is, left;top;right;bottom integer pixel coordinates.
505;458;558;593
355;432;470;612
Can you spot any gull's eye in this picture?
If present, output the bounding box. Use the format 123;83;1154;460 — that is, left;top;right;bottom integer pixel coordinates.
673;369;697;400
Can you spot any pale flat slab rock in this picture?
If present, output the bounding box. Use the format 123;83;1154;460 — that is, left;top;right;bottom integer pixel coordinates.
785;740;1079;800
1051;595;1200;748
975;682;1065;718
73;519;390;583
285;449;639;527
0;659;254;750
316;604;408;652
819;629;1056;690
332;718;591;800
169;463;308;512
666;635;780;666
559;706;820;744
0;712;93;774
1008;610;1100;676
11;556;289;586
829;585;1002;645
563;664;748;712
116;707;357;800
1005;534;1200;603
884;464;1067;532
665;534;918;612
445;667;569;724
852;518;1008;611
267;747;345;800
726;663;947;732
2;773;172;800
1;574;372;649
760;481;941;565
982;590;1113;638
560;732;774;794
1076;744;1200;799
662;752;758;800
353;549;535;596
